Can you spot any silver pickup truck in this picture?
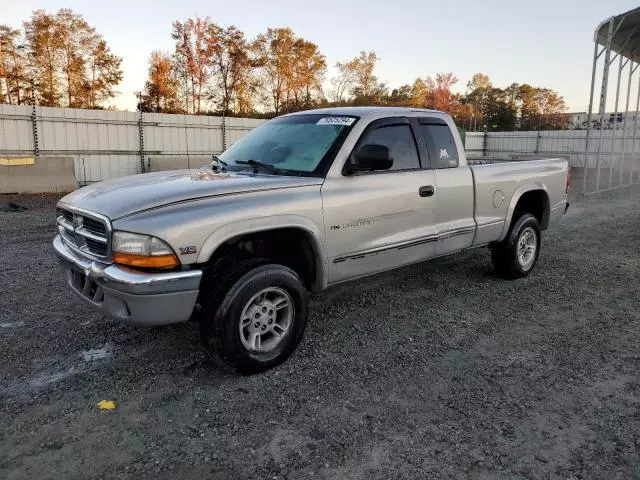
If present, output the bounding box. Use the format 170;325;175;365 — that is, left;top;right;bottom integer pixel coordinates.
54;107;569;373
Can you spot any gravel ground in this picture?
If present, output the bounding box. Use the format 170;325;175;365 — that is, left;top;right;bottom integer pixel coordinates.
0;187;639;480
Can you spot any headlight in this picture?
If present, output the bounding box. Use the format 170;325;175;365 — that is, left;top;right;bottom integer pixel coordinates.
112;231;178;269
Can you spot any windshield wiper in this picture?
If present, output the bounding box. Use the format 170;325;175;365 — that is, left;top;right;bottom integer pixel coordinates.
210;155;228;171
235;159;282;174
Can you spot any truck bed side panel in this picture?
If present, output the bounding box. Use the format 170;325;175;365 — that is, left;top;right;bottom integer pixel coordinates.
470;159;568;246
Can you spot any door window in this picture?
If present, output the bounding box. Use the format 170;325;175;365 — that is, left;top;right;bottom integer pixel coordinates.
359;123;420;171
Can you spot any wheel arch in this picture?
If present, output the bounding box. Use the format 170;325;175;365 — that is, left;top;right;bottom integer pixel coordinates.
498;185;550;242
197;216;327;291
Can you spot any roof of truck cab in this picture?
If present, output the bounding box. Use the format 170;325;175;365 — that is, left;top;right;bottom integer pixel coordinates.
284;106;444;117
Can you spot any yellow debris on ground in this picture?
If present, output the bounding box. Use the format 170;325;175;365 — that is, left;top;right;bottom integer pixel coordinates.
97;400;117;410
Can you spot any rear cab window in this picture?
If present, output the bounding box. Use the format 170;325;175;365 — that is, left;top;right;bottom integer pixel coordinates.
417;119;459;169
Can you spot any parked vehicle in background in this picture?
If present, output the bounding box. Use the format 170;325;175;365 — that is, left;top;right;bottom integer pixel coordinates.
53;107;570;373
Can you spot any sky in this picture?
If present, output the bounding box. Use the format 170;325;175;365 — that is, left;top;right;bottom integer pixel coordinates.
4;0;640;113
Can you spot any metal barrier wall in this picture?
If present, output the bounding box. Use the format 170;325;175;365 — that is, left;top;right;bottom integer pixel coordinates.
0;104;265;185
2;102;639;194
466;130;640;194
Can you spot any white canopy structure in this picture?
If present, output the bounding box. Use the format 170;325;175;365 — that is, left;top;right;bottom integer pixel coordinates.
585;7;640;193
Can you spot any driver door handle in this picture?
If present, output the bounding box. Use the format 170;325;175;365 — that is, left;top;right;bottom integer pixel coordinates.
419;185;435;197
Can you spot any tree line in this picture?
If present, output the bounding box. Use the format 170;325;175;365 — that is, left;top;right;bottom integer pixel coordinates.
0;9;569;130
0;9;122;109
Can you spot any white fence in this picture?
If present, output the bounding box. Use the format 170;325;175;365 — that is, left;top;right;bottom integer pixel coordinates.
467;129;640;165
466;130;640;193
0;104;265;184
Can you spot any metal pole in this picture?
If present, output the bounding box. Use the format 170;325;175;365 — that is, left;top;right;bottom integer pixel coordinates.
482;127;488;156
620;59;634;185
138;109;145;173
633;73;640;185
595;17;614;192
608;55;624;188
583;41;599;194
137;92;145;173
30;81;39;158
222;115;227;151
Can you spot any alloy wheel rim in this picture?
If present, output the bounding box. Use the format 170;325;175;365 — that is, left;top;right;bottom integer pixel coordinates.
239;287;294;353
517;226;537;269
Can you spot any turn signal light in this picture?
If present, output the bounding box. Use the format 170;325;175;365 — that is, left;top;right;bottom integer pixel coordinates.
112;252;179;269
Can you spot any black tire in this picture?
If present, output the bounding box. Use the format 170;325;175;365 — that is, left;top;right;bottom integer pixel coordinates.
200;264;308;374
491;213;541;279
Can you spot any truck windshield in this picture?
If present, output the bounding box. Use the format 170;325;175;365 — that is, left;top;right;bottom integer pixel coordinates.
220;114;358;176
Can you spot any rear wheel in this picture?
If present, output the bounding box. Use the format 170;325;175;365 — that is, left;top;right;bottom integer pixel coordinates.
200;264;308;374
491;213;541;279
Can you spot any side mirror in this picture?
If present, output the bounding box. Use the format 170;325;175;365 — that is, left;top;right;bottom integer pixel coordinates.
348;144;393;173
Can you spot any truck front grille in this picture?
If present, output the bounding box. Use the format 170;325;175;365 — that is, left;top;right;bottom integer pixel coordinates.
57;207;111;262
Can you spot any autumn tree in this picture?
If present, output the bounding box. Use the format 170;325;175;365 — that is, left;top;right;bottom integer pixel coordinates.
328;51;385;104
410;78;430;108
172;16;216;114
288;38;326;109
349;51;381;98
465;73;495;129
426;72;458;112
85;38;122;108
139;50;181;112
208;25;257;115
24;10;59;106
254;28;325;114
467;72;491;91
386;84;413;106
22;9;122;108
254;28;294;115
0;25;28;105
328;60;357;103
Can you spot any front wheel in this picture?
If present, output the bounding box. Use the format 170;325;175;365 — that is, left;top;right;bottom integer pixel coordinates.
200;264;308;374
491;213;541;279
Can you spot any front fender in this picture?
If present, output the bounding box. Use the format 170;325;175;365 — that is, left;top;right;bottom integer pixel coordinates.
196;214;328;290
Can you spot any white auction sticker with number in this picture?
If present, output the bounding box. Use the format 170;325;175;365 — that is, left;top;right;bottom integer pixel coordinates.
316;116;355;126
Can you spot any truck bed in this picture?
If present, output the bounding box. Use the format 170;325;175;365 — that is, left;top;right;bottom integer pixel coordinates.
468;157;569;246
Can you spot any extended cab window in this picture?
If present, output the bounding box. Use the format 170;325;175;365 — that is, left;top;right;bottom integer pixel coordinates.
418;121;459;169
359;123;420;171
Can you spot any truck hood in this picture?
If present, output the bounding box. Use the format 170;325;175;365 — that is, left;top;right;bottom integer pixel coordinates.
59;169;324;219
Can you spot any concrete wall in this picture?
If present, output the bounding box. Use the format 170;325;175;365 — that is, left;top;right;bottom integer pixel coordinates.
0;156;76;194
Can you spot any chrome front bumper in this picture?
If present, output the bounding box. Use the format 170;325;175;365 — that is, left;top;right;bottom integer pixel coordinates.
53;235;202;326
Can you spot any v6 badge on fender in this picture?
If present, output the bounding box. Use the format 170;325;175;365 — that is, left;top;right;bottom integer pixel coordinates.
179;245;197;255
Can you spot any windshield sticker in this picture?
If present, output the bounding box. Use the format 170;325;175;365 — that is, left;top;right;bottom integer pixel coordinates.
316;116;355;126
439;148;449;159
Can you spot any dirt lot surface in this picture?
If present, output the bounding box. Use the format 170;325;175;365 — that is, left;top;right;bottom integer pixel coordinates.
1;187;639;480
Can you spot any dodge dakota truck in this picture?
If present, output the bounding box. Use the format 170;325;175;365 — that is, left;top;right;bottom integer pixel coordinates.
54;107;569;373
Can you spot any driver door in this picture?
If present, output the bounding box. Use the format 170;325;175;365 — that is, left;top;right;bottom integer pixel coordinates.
321;117;439;284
